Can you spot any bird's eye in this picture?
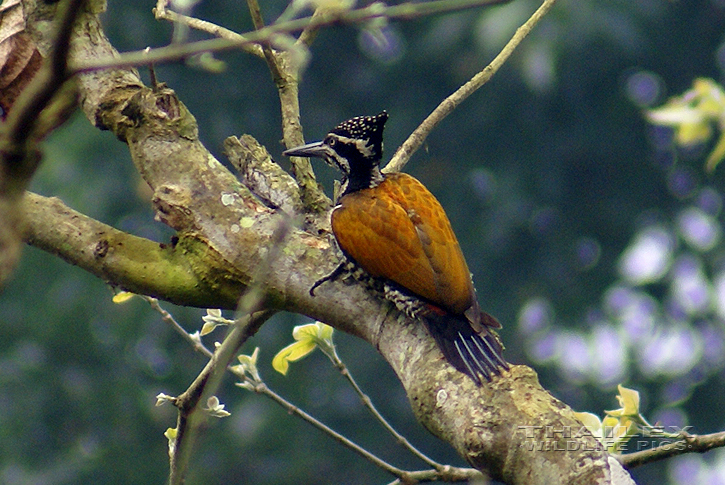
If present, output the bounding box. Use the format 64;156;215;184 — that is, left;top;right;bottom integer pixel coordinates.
326;137;336;147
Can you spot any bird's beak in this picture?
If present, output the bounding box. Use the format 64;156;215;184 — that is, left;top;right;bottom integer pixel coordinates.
283;141;326;158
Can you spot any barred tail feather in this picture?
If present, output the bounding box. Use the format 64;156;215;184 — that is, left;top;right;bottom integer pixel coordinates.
379;281;507;384
425;313;508;385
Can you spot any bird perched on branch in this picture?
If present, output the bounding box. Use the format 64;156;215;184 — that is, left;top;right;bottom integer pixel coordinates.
284;112;507;384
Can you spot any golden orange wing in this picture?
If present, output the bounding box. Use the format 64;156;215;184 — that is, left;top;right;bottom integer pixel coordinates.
331;173;474;315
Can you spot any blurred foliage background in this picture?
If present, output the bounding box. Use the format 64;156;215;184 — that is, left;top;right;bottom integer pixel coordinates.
3;0;725;483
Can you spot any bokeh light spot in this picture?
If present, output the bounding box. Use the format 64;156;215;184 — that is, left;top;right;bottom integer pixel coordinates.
618;226;674;285
677;206;720;251
518;297;555;335
625;70;663;107
574;236;601;270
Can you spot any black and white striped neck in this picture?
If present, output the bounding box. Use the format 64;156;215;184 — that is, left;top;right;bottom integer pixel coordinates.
342;160;384;195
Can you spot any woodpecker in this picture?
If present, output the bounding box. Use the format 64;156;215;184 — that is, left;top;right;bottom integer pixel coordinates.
284;112;507;384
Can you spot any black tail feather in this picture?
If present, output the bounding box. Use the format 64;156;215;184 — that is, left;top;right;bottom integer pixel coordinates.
425;314;508;385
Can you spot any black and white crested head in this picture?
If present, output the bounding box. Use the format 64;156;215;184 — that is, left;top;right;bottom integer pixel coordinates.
328;111;388;165
283;111;389;194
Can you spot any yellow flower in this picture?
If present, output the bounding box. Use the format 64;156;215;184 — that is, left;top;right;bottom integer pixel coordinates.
692;78;725;117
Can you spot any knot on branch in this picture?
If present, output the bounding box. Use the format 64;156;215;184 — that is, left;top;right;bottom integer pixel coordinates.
93;238;109;258
153;184;194;230
107;86;197;142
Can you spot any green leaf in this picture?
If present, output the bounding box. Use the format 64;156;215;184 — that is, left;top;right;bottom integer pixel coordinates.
615;384;640;416
706;131;725;172
200;321;218;336
112;291;136;304
573;411;603;438
272;322;335;375
272;339;317;375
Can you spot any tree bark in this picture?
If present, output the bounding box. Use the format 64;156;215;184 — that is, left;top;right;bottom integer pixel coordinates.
17;1;635;483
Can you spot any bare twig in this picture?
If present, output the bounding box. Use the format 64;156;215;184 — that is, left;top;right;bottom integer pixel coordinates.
246;0;330;212
243;377;409;477
618;430;725;469
237;368;484;483
384;0;557;173
154;0;265;58
143;296;213;357
246;0;284;79
326;349;443;469
296;8;326;47
72;0;510;74
165;216;292;483
384;466;482;485
168;310;274;485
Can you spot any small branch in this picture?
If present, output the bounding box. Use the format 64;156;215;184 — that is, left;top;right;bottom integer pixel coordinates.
240;375;410;478
168;310;274;485
384;0;557;173
296;8;326;47
327;350;443;470
237;369;485;483
71;0;511;74
154;0;265;58
144;296;213;358
384;467;482;485
166;215;290;483
618;431;725;469
246;0;284;79
246;0;331;212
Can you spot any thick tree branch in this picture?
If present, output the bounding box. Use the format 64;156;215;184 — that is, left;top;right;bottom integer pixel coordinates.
17;2;637;484
21;192;246;308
